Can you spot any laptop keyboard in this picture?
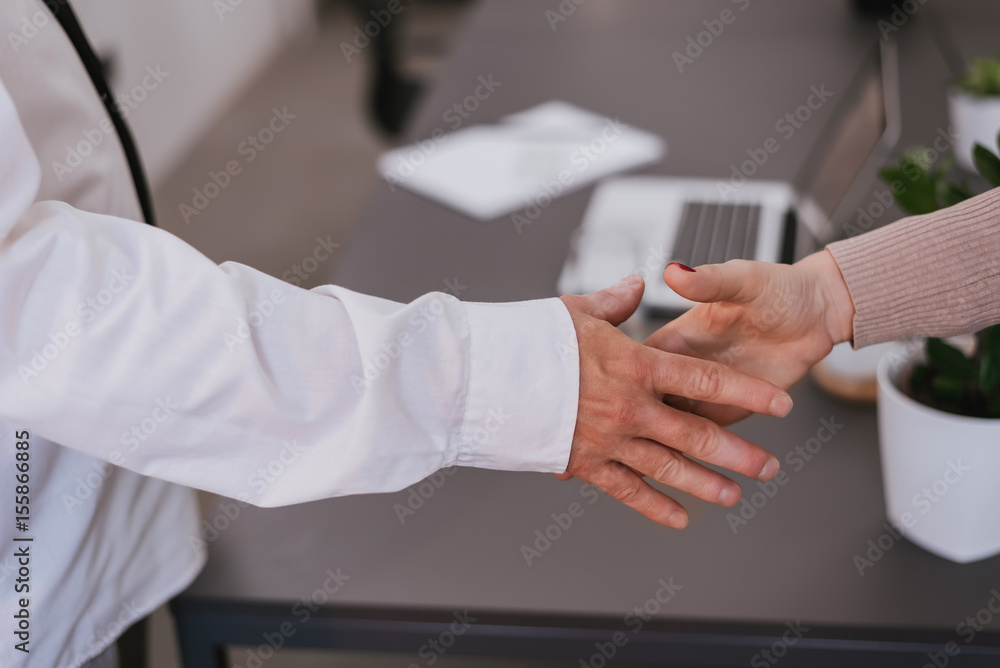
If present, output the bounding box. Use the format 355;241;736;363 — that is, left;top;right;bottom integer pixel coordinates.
671;201;761;266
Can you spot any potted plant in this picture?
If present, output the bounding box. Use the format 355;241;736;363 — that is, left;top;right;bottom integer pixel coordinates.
874;136;1000;563
948;55;1000;173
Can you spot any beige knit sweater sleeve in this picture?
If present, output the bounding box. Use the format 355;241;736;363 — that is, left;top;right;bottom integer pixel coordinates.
826;186;1000;349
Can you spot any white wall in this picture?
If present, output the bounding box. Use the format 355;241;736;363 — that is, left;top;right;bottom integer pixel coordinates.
74;0;316;188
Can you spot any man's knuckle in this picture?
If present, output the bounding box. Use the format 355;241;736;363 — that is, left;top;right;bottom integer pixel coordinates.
692;364;724;400
619;345;646;380
611;478;644;506
686;424;719;460
652;453;682;483
610;397;639;428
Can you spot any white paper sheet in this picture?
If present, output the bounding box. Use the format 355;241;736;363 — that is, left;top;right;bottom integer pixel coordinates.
378;101;666;221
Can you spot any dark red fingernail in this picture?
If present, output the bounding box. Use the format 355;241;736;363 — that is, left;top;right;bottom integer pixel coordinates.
668;262;696;272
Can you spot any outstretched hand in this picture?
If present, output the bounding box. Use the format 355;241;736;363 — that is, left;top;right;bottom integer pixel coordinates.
645;251;856;425
559;275;794;529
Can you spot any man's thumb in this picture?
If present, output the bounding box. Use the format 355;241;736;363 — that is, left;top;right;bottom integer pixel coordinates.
571;274;644;326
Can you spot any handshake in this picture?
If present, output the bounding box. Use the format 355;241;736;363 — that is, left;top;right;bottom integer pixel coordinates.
558;250;855;529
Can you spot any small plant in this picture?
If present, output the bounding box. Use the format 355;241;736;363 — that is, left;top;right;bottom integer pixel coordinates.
908;329;1000;418
879;132;1000;418
956;56;1000;99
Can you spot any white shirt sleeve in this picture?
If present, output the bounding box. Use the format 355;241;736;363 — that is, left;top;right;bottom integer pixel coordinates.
0;78;579;507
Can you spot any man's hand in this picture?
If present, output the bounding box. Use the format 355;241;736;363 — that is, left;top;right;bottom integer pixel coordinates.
559;275;794;529
645;251;856;426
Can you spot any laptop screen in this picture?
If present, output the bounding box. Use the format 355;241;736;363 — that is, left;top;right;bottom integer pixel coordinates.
799;51;887;222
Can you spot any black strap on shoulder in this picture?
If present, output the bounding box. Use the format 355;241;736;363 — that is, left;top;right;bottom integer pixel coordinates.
45;0;156;226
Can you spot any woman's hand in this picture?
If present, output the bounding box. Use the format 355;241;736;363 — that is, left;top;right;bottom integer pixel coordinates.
645;251;856;425
559;275;794;529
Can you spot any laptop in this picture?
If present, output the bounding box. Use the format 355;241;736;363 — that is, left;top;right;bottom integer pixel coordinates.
558;41;901;314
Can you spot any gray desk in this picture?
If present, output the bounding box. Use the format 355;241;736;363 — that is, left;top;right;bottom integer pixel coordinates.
173;1;1000;666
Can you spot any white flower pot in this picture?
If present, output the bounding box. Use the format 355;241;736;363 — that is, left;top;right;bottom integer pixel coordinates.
948;90;1000;173
876;343;1000;563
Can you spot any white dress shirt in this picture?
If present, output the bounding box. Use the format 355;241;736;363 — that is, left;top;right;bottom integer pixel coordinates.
0;1;579;665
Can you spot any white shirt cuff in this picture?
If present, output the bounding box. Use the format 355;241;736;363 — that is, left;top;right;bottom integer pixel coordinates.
454;298;579;473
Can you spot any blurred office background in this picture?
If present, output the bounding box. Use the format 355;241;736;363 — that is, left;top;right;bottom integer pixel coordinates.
75;0;471;293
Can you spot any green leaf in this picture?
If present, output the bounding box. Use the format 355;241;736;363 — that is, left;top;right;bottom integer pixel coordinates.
980;325;1000;395
901;147;935;171
981;352;1000;396
909;362;931;395
936;180;974;208
878;167;908;183
932;374;967;403
932;155;956;182
926;337;977;380
957;57;1000;97
973;143;1000;188
879;165;940;215
983;324;1000;354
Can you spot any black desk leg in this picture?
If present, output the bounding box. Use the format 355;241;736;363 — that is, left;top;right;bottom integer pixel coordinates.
169;599;228;668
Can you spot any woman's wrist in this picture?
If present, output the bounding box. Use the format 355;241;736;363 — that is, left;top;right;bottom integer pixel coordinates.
799;249;856;346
